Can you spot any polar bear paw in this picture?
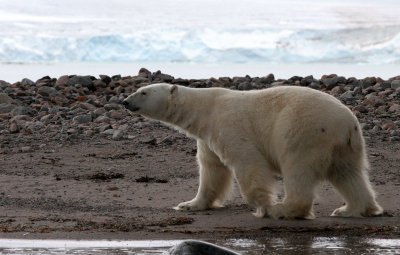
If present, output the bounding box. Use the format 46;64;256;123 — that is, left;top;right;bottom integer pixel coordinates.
174;200;208;211
267;203;315;220
331;206;361;217
331;204;383;217
253;207;268;218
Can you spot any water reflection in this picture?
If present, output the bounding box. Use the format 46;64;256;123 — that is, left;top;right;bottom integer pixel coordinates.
223;236;400;254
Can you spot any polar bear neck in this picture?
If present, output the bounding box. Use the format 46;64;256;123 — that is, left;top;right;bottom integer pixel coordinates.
164;86;217;139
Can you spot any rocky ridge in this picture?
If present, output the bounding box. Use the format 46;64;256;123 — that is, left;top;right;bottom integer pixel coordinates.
0;68;399;154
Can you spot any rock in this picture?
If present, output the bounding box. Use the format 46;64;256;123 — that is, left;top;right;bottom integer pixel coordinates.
37;86;57;97
99;75;112;85
65;75;93;88
75;102;96;111
380;82;392;90
353;105;368;113
84;129;95;137
0;93;13;104
93;79;107;88
20;146;32;153
360;80;372;89
389;103;400;113
9;122;19;133
104;103;121;111
111;74;122;81
108;110;124;119
138;68;151;78
102;129;116;136
72;114;92;124
322;76;346;89
0;103;16;114
381;120;397;131
391;80;400;90
390;130;400;137
108;96;122;104
238;82;252;90
112;129;124;140
169;240;239;255
94;116;111;123
56;75;69;86
375;106;386;115
363;94;384;107
20;78;35;86
339;90;354;100
66;128;78;134
11;106;35;116
260;73;275;84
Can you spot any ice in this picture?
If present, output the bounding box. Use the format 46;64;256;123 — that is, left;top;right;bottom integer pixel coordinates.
0;0;400;64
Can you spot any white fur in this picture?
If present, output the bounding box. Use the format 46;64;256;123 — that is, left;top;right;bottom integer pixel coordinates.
124;83;383;219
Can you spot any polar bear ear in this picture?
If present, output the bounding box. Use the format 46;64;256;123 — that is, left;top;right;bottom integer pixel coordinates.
170;85;178;95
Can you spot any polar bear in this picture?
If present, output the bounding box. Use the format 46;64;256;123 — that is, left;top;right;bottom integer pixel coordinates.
123;83;383;219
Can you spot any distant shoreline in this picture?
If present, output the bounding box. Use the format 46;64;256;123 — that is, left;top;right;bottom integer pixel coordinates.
1;62;400;84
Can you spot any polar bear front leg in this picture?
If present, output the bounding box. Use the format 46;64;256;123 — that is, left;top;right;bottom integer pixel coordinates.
174;141;233;211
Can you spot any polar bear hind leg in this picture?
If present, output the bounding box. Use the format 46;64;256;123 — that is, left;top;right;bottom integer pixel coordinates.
267;153;324;220
328;151;383;217
174;140;233;211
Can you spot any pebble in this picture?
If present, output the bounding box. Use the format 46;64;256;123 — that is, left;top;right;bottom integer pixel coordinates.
391;80;400;90
72;114;92;124
9;122;19;133
0;93;14;104
20;146;32;153
112;129;124;140
0;103;16;113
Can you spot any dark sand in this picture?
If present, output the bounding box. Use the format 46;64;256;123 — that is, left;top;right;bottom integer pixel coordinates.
0;123;399;241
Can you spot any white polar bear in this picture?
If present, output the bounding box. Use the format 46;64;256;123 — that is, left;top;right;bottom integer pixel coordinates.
123;83;383;219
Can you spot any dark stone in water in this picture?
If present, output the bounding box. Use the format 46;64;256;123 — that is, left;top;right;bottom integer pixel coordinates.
170;240;239;255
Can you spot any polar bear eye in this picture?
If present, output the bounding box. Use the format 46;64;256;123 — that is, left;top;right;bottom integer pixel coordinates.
141;92;147;95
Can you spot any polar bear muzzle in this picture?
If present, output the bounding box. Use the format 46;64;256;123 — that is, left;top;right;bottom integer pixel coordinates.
122;100;140;112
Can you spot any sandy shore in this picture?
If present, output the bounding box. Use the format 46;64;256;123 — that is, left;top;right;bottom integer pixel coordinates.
0;70;399;240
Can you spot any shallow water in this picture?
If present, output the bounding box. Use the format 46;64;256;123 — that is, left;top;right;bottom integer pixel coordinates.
0;237;399;254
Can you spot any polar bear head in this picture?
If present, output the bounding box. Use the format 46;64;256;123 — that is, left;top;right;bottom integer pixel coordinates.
123;83;177;120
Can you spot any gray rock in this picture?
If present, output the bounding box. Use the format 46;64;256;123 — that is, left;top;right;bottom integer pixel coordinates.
94;115;111;123
0;93;13;104
37;86;57;97
102;129;115;136
20;78;35;86
0;103;16;113
309;82;321;90
323;76;346;89
390;130;400;137
391;80;400;90
380;82;392;90
340;90;354;100
104;103;121;111
65;76;93;88
72;114;92;124
108;96;122;104
11;106;35;116
360;80;372;89
112;129;124;140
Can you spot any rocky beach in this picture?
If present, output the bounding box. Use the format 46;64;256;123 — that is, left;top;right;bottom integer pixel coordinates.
0;68;399;241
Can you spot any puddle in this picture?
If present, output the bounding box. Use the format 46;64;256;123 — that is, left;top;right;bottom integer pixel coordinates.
0;237;399;254
0;239;182;254
223;237;400;254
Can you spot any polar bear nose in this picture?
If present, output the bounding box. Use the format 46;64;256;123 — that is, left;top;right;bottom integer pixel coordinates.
122;100;129;108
